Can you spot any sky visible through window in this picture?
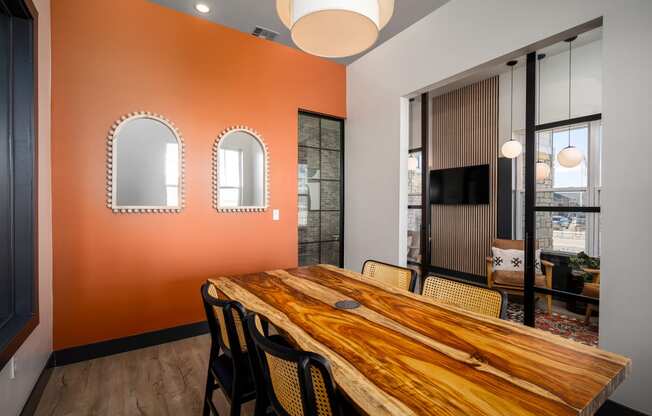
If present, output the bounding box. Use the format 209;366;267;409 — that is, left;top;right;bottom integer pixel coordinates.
553;127;588;188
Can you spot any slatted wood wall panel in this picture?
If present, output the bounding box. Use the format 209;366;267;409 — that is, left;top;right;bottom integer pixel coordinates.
430;77;498;277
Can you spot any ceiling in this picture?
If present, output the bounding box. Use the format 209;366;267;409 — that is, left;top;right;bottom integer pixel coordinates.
149;0;450;65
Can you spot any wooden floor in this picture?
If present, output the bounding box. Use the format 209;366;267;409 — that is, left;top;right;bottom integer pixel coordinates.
33;333;632;416
35;334;255;416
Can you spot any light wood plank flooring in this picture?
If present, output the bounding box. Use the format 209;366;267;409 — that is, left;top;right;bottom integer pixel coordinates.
32;333;624;416
35;335;254;416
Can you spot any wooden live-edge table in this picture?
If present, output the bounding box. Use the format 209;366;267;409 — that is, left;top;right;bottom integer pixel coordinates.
209;264;630;416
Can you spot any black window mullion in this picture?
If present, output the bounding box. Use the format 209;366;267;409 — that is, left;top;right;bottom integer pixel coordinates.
534;113;601;131
534;206;600;213
524;52;537;327
318;118;322;263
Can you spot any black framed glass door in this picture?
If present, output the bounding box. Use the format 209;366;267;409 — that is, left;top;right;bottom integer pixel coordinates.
298;112;344;267
523;27;602;329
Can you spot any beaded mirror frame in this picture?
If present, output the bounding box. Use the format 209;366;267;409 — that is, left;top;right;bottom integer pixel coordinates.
212;125;269;213
106;111;185;213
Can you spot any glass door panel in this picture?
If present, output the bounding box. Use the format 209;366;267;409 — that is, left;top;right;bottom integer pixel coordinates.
523;30;603;345
298;113;343;267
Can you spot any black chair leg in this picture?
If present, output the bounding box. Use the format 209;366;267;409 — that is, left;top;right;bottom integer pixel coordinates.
203;369;215;416
229;398;241;416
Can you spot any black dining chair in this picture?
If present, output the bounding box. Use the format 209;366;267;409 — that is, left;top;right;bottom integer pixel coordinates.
245;312;343;416
201;282;258;416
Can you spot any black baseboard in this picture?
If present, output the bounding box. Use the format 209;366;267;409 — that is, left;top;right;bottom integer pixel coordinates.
53;320;209;366
597;400;648;416
19;353;54;416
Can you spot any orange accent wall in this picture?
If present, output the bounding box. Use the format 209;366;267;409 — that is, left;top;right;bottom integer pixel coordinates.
51;0;346;350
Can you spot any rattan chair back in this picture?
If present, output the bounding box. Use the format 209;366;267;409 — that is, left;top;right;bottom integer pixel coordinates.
245;313;341;416
362;260;416;292
422;276;507;319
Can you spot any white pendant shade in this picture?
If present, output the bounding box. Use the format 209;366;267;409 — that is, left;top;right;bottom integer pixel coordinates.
276;0;394;58
557;146;583;168
501;140;522;159
536;162;551;181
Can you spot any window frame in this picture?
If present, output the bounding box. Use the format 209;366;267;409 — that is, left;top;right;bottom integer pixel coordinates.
297;111;345;268
0;0;39;372
514;120;601;256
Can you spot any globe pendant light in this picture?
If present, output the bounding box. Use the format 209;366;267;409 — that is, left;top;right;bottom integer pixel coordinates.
558;144;583;168
501;60;522;158
535;53;550;181
276;0;395;58
557;36;583;168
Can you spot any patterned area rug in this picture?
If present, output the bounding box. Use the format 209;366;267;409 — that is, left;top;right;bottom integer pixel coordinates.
506;302;599;347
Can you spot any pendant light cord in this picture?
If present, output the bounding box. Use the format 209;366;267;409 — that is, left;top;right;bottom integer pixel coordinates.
510;65;514;139
568;39;573;147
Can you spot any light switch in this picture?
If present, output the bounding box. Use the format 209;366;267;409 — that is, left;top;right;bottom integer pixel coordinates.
272;209;280;221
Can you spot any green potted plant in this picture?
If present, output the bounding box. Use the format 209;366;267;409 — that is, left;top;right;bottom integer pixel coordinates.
565;252;600;314
568;251;600;282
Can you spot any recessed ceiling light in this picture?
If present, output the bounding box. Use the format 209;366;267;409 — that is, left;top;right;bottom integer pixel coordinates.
195;3;210;14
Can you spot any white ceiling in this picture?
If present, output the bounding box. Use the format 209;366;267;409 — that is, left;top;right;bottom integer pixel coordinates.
149;0;450;65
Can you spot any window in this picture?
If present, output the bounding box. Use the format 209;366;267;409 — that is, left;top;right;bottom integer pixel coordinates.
407;151;422;263
514;120;602;255
1;1;38;370
219;149;243;207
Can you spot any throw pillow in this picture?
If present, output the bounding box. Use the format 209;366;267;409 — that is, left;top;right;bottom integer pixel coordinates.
491;247;543;274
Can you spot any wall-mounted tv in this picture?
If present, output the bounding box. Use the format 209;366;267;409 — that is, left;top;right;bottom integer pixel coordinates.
430;164;489;205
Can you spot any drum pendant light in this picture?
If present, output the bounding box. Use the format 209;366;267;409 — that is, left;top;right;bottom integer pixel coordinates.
535;54;551;181
557;37;583;168
501;60;522;158
276;0;394;58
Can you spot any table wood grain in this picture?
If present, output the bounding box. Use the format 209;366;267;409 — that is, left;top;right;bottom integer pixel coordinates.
210;265;630;416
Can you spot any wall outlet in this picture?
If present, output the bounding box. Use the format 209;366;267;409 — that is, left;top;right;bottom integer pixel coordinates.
9;357;16;379
272;209;280;221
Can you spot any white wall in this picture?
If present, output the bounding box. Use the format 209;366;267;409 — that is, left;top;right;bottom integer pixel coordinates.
0;0;52;414
600;2;652;413
346;0;652;413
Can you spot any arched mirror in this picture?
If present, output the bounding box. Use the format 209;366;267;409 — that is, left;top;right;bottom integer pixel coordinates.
107;112;184;213
213;126;268;212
